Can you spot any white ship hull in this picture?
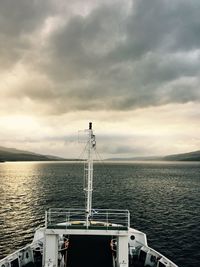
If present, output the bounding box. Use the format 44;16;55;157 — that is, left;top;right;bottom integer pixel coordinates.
0;220;178;267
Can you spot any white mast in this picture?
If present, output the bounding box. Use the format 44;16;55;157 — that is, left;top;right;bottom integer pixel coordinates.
84;122;96;226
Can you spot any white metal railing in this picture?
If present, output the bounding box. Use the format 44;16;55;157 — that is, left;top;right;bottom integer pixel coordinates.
45;208;130;229
0;241;42;264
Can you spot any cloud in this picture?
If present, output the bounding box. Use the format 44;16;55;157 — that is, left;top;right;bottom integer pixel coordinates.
0;0;200;117
0;0;54;70
0;102;199;157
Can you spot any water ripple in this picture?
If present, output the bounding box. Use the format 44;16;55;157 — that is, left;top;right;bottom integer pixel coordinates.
0;161;200;266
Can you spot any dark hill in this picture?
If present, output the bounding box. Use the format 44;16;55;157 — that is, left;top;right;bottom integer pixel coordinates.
163;150;200;161
0;146;64;162
106;150;200;162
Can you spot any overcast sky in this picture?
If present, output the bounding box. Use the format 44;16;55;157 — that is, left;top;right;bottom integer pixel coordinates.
0;0;200;158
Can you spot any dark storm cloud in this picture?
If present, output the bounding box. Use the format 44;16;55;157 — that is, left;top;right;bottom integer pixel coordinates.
125;0;200;54
0;0;54;35
1;0;200;115
0;0;55;69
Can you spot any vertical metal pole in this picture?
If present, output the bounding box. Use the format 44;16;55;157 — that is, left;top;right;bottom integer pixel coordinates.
127;211;130;228
45;210;47;228
106;211;108;230
85;122;94;227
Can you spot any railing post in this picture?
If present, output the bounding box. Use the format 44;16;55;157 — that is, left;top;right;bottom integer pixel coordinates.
67;211;70;229
127;211;130;228
106;211;108;230
45;210;48;228
49;209;51;225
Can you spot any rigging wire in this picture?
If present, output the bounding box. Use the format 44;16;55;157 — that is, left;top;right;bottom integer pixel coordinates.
65;141;88;209
94;148;115;209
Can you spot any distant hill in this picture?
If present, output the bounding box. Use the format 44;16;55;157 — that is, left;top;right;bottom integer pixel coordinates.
106;150;200;162
1;145;199;162
106;156;161;161
0;146;65;162
163;150;200;161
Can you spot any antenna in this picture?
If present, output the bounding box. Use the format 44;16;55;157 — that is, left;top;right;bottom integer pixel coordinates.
84;122;96;227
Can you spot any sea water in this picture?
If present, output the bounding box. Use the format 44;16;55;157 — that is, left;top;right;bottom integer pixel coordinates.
0;161;200;266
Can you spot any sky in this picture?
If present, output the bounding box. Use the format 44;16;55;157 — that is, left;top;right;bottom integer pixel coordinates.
0;0;200;159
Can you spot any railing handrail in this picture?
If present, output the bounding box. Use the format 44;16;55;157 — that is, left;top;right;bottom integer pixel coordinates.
48;208;129;212
45;208;130;228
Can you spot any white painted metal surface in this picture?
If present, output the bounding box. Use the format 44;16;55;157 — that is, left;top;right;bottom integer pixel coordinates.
84;122;96;226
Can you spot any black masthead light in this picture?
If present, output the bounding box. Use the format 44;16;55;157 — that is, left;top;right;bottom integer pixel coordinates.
89;122;92;130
